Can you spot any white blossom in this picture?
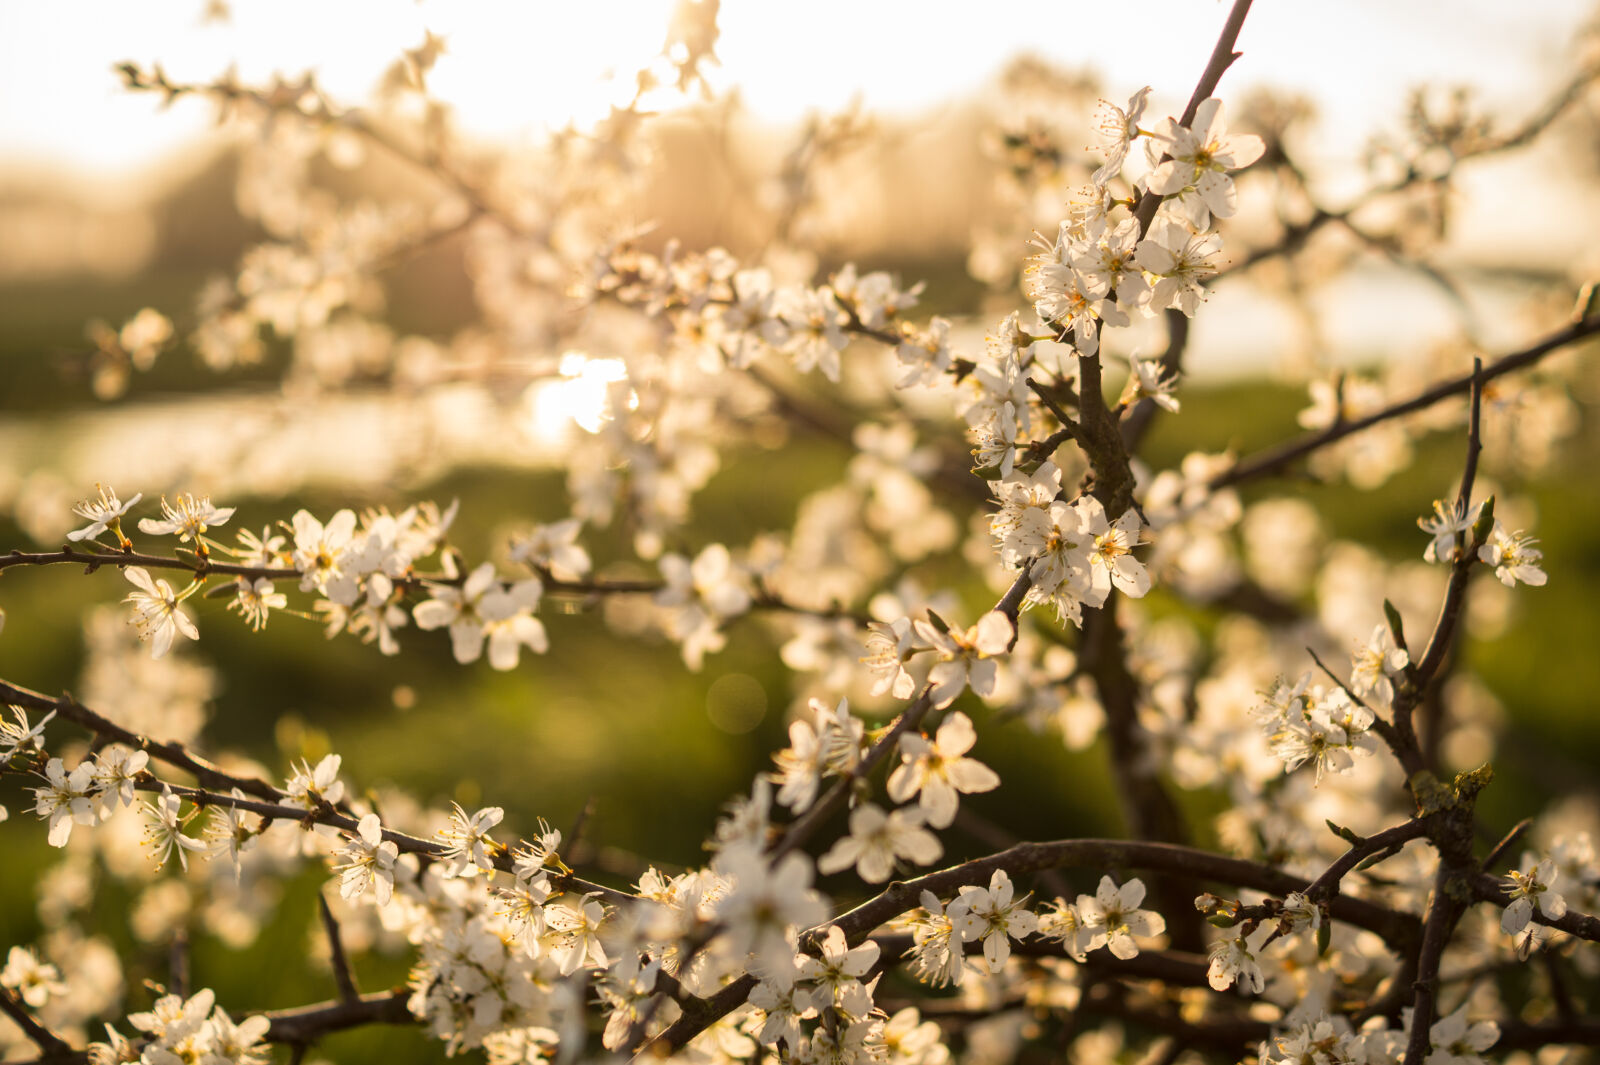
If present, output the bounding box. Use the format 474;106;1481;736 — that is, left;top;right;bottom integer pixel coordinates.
66;484;141;545
436;803;505;877
887;711;1000;828
914;612;1013;709
817;802;942;883
338;813;400;905
137;493;235;543
123;566;199;658
1074;876;1165;960
950;869;1038;972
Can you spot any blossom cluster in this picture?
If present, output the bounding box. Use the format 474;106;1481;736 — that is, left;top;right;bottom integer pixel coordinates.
59;486;577;672
1251;672;1381;782
1255;1005;1496;1065
89;988;271;1065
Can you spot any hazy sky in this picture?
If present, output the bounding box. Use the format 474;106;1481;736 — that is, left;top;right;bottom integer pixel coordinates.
0;0;1586;196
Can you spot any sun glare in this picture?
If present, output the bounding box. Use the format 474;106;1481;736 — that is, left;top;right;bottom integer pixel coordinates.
526;353;631;443
0;1;1577;181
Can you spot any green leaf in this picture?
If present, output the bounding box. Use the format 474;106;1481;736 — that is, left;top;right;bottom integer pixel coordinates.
1471;496;1496;543
1355;847;1394;871
1382;599;1406;646
1325;820;1360;844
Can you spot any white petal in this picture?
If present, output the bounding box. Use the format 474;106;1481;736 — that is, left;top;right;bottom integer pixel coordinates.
974;612;1014;655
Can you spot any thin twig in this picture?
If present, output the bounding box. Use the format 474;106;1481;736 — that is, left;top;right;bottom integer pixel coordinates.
1403;869;1464;1062
1131;0;1256;238
1211;315;1600;490
1301;818;1429;903
1389;360;1490;769
119;777;635;908
1454;357;1485;516
1471;873;1600;942
1215;64;1600;284
0;545;299;582
0;986;74;1059
0;678;289;805
1305;647;1420;775
1480;818;1532;872
168;929;190;1000
318;893;361;1004
564;796;597;857
1026;379;1085;444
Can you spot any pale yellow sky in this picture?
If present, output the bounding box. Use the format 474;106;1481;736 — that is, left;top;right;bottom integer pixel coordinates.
0;0;1585;196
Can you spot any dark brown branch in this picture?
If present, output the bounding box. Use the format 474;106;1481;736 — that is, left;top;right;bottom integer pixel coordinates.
1304;646;1421;776
1453;358;1485;520
1069;349;1190;916
1046;0;1255;959
1210;314;1600;490
1302;818;1429;903
1480;818;1532;873
1131;0;1256;238
832;839;1418;947
1471;874;1600;942
0;678;288;804
1025;423;1083;462
1391;373;1490;769
0;986;74;1060
767;554;1039;865
1079;595;1197;951
263;989;415;1045
1026;379;1085;446
3;992;416;1065
1404;867;1467;1062
993;570;1035;631
318;893;361;1004
127;777;634;908
1079;621;1172;788
0;545;300;582
0;545;868;632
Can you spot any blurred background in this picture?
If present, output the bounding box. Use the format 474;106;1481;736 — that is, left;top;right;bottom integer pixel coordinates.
2;1;1600;1061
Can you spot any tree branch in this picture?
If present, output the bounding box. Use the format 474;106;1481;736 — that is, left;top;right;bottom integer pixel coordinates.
318;893;361;1004
1471;873;1600;942
0;986;74;1061
0;678;289;805
1131;0;1256;238
1210;314;1600;490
